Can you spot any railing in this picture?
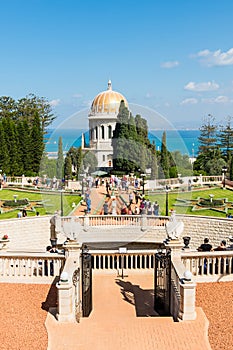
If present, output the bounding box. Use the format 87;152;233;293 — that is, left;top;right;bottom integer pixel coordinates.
0;252;65;283
90;250;156;271
181;250;233;282
61;215;168;228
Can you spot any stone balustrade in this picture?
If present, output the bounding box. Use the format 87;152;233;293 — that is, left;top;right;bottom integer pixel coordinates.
90;250;156;271
181;250;233;282
60;215;168;228
0;251;65;283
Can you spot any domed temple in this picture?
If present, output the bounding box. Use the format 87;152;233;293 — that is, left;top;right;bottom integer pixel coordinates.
82;80;128;169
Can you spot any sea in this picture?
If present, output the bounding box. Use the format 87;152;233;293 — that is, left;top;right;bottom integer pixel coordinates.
45;129;200;158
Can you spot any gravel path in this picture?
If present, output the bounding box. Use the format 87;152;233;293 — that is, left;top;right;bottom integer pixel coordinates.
196;281;233;350
0;281;232;350
0;283;56;350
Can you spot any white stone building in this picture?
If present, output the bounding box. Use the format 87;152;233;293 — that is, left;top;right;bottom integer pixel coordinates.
83;80;128;169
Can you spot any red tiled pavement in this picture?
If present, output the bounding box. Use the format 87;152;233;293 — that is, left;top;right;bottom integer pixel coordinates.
72;185;107;216
46;273;211;350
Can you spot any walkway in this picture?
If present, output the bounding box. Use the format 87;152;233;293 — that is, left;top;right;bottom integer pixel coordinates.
46;273;211;350
72;185;107;216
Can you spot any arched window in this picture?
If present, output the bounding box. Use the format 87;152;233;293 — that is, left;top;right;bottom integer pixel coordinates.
101;125;105;139
108;125;112;138
95;126;98;139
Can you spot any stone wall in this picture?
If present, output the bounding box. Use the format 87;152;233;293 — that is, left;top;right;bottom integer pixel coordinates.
0;216;52;251
1;214;233;252
178;215;233;249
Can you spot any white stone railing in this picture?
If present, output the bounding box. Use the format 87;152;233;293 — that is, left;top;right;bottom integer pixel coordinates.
61;215;168;228
90;250;156;271
181;250;233;282
0;252;65;283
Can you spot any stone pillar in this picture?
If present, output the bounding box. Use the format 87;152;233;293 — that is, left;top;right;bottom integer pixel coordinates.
179;279;197;321
164;238;196;321
164;238;183;257
140;213;147;232
56;280;75;322
83;215;89;232
56;241;82;323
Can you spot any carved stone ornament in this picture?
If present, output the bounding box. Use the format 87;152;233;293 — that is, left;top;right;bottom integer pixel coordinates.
61;217;82;241
165;211;184;240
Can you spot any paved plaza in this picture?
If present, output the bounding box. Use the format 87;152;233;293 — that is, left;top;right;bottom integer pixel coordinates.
46;274;211;350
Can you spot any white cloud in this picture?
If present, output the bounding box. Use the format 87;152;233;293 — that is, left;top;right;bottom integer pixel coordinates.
202;95;233;104
160;61;179;69
180;98;198;105
49;99;60;107
184;81;219;92
145;92;153;99
195;48;233;66
73;93;83;98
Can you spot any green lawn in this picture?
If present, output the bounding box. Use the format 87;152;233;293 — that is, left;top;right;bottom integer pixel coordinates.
0;189;82;219
148;187;233;217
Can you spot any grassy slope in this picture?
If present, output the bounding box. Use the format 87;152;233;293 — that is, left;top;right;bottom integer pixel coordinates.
0;189;81;219
148;187;233;217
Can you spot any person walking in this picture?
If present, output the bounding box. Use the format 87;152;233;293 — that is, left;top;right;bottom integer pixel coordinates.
103;201;109;215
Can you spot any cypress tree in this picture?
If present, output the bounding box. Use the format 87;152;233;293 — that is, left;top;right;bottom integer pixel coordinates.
17;120;32;174
160;131;169;178
2;118;20;175
0;122;10;173
150;143;158;180
218;117;233;160
64;154;72;179
30;113;44;174
56;136;64;179
198;114;218;155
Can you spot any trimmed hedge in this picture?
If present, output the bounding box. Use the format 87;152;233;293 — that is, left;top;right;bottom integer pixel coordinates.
2;199;29;207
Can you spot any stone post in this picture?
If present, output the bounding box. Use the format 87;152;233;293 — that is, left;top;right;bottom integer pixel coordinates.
164;238;196;321
179;278;197;321
83;215;89;232
164;238;183;257
140;212;147;232
56;240;82;322
56;279;74;322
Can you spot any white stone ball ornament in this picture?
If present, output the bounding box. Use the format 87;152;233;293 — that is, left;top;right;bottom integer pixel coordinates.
183;270;193;281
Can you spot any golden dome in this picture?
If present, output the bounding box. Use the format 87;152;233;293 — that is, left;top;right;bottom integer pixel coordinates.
90;80;128;114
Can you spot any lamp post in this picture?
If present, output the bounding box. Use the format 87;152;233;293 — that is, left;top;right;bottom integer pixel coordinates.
165;185;170;216
222;166;227;189
141;173;146;195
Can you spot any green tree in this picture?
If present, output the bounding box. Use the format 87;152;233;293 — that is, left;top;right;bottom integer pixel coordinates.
64;154;72;179
218;116;233;160
17;94;56;133
83;151;97;174
0;96;17;120
229;155;233;181
56;137;64;179
2;118;21;175
17;120;32;175
66;146;83;178
30;114;44;174
160;131;169;178
0;122;10;173
194;115;219;174
150;143;158;180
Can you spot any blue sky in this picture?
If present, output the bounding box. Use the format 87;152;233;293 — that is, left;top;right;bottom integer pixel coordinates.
1;0;233;129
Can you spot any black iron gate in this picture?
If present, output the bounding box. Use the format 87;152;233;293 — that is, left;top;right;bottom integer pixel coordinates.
82;247;92;317
154;250;171;316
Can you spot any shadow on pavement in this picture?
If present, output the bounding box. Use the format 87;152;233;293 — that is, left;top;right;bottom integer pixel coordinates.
115;278;159;317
